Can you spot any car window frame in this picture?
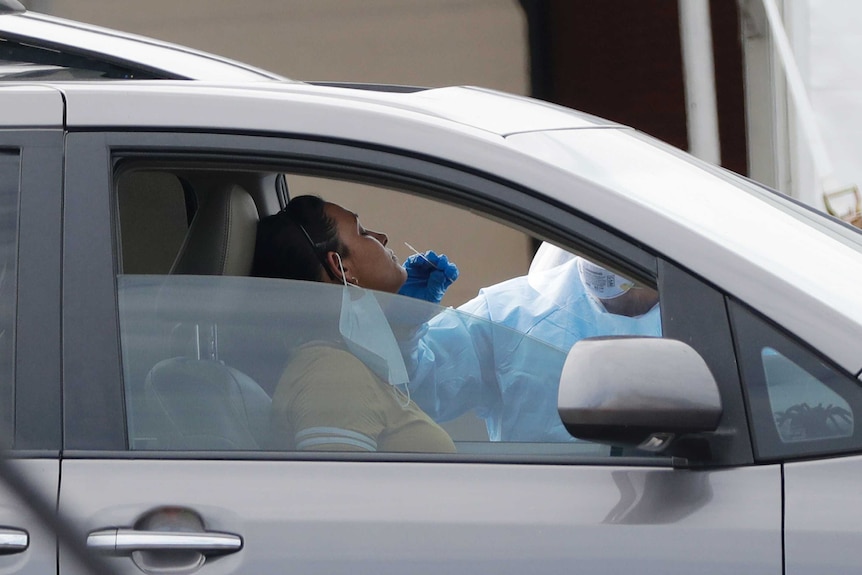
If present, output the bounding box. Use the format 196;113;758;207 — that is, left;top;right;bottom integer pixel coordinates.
730;299;862;461
62;129;752;468
657;261;753;466
0;129;63;452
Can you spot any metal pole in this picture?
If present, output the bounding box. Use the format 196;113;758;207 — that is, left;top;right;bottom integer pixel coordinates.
678;0;722;165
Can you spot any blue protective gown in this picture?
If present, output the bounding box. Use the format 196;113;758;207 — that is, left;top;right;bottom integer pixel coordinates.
406;255;661;442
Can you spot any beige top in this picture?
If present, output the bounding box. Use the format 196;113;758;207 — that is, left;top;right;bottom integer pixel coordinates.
271;344;456;453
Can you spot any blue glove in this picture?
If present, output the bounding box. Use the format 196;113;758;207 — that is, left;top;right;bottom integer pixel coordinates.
398;250;459;303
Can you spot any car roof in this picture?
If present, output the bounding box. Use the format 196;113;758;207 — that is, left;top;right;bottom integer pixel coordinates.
56;81;617;134
0;5;289;81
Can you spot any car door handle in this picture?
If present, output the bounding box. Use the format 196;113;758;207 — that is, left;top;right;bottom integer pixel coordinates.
0;527;28;554
86;528;242;556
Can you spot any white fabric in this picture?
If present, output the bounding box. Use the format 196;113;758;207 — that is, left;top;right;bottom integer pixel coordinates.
784;1;862;209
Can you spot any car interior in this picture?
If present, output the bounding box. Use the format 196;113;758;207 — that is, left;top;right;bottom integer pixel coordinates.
116;166;507;453
113;165;614;457
116;168;269;450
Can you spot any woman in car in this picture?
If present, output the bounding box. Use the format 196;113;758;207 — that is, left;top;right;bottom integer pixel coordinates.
252;194;456;453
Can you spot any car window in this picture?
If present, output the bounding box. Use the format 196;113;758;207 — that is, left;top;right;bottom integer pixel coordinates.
116;170;191;274
114;167;664;458
731;301;862;460
764;348;853;442
0;151;17;441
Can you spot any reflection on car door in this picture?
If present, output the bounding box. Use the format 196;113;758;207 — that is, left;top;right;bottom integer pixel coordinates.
59;458;782;574
0;460;59;574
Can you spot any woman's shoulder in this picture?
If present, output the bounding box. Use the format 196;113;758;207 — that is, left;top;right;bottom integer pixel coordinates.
289;342;365;368
278;342;378;394
273;342;385;410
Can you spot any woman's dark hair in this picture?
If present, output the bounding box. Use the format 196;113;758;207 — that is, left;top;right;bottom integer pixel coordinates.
251;195;345;282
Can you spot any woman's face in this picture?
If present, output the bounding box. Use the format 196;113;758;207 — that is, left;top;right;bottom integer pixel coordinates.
323;202;407;293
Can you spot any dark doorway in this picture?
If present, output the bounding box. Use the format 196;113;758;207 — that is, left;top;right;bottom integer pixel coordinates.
520;0;748;176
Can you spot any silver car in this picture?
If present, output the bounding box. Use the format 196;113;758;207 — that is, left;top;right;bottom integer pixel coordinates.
1;3;860;575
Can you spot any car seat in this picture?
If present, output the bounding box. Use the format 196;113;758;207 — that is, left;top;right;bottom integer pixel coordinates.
170;182;259;276
144;356;271;449
139;182;273;450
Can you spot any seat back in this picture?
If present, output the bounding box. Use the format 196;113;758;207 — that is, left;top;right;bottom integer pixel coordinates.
170;182;259;276
145;357;271;449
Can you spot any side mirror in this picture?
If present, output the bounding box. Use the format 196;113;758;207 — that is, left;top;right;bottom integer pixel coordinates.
558;337;722;457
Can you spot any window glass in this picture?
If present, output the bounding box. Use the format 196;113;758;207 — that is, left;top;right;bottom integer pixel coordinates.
0;152;19;439
732;303;862;460
117;171;191;274
764;348;853;442
0;39;161;81
116;168;663;457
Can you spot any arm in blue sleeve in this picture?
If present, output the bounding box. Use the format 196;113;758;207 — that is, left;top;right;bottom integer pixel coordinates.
403;295;501;425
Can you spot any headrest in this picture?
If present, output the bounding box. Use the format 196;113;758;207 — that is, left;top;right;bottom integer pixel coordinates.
170;183;259;276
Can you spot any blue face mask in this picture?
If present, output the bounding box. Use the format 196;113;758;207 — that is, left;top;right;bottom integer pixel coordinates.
335;254;410;392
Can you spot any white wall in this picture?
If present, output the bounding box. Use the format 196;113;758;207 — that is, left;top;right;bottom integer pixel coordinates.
743;0;862;216
790;0;862;213
33;0;528;92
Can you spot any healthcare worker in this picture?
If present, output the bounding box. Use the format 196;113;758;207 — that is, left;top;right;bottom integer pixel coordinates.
401;242;661;442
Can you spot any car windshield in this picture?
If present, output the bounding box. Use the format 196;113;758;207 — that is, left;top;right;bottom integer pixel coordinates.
0;12;290;81
0;38;162;80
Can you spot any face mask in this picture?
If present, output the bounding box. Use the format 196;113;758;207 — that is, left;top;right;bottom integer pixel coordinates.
576;258;634;301
335;254;410;392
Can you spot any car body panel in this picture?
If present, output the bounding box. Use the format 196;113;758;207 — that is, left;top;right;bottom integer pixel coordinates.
0;85;63;126
59;458;782;574
785;455;862;574
0;459;58;574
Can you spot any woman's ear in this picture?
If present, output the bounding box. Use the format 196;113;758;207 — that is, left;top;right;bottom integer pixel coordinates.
322;251;348;284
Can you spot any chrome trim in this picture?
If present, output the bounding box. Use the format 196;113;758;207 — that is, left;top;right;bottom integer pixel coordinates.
0;527;28;553
88;528;242;555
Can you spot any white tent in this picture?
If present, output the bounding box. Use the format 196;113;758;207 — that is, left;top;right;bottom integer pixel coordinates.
738;0;861;214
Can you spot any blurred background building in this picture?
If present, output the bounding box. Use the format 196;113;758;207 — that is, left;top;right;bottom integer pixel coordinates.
20;0;862;302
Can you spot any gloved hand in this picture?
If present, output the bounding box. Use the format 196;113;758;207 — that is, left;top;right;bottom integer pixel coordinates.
398;250;459;303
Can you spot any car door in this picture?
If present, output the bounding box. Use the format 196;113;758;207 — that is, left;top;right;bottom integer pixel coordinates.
729;300;862;575
0;87;64;574
59;130;782;574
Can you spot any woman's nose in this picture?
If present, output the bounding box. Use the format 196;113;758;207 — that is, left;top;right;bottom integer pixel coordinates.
370;230;388;246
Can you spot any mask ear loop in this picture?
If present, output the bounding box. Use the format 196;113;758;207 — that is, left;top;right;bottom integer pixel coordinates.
335;253;363;288
334;253;348;287
392;379;411;408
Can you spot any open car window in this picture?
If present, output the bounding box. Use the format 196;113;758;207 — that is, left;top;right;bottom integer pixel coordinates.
112;164;663;460
118;275;605;455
